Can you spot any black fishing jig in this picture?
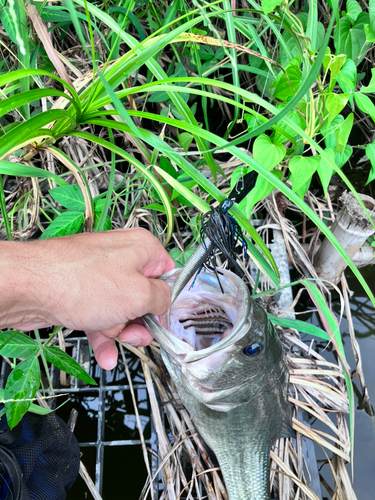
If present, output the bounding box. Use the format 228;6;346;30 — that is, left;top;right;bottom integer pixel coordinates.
189;199;247;292
190;170;259;292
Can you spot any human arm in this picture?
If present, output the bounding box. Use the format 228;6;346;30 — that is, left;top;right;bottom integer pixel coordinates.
0;228;175;369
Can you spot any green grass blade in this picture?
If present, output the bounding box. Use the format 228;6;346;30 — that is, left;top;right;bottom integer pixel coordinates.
72;0;218;179
69;131;174;245
0;69;81;110
0;89;79;119
269;314;330;341
96;128;116;232
0;110;72;160
0;174;12;240
222;0;240;136
0;161;68;186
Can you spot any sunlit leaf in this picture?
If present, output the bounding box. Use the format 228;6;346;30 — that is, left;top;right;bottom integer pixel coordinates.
0;331;39;358
360;67;375;93
347;0;362;22
333;113;353;153
289;156;320;193
325;93;349;126
178;132;193;153
271;57;302;101
39;211;84;239
354;92;375;121
326;54;347;79
336;59;357;93
50;185;85;212
261;0;283;15
240;170;283;218
43;346;96;385
317;148;336;193
4;358;41;428
253;134;286;170
365;142;375;184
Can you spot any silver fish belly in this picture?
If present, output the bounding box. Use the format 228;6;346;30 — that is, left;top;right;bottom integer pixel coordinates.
143;268;293;500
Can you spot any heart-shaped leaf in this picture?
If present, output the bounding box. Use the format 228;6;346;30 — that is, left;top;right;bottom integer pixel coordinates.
325;93;349;126
289;156;320;193
239;169;283;218
317;148;335;193
253;134;286;170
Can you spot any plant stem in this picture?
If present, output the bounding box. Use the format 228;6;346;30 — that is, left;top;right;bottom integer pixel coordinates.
0;175;12;240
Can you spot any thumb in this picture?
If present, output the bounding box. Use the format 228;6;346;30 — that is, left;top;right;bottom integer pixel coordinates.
146;278;171;316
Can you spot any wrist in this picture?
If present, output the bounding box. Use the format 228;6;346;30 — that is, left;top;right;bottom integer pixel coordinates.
0;240;50;330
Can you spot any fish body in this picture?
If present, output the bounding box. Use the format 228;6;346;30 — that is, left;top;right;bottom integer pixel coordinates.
144;268;292;500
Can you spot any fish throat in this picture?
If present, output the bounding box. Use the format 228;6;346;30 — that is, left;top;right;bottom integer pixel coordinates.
175;305;233;350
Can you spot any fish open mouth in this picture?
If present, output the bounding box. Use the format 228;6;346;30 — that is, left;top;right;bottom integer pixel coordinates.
144;268;250;363
170;302;234;351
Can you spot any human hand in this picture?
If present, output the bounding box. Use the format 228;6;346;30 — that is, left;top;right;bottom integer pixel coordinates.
0;228;175;370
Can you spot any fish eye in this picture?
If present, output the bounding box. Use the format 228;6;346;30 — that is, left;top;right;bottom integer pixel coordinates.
243;343;262;357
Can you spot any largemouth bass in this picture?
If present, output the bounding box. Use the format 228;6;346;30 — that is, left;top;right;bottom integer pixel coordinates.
144;267;293;500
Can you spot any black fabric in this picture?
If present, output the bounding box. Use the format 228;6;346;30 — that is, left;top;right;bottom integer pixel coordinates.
0;412;80;500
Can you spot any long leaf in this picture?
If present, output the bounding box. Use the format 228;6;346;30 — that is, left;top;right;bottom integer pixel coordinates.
43;346;96;384
69;131;174;245
0;69;81;112
0;109;72;161
0;160;68;186
0;89;80;119
222;0;240;136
